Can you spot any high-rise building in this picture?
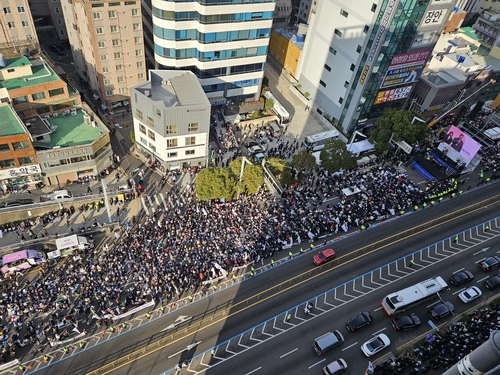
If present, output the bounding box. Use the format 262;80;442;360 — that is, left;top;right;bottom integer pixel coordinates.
142;0;275;104
296;0;454;133
0;0;39;48
61;0;146;108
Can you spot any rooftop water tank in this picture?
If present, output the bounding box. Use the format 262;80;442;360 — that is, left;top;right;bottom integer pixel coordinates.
0;53;6;68
296;35;303;43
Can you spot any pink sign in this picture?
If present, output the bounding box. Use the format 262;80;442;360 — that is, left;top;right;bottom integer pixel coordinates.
389;50;430;68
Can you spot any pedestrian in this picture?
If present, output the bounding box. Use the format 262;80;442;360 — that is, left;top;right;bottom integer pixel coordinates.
288;251;293;259
27;190;31;195
409;259;415;266
286;314;291;322
271;259;275;267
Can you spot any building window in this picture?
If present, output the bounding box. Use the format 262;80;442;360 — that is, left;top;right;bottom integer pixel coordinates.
119;88;126;94
102;67;109;73
93;12;100;19
344;81;349;88
96;27;103;34
112;39;119;46
59;30;64;36
136;109;143;119
186;136;196;145
185;150;195;155
371;3;377;12
104;79;111;85
132;9;139;16
167;152;178;158
54;7;60;13
21;21;29;27
32;92;46;100
106;89;114;96
0;144;10;153
324;64;331;72
134;37;142;43
350;64;355;71
114;52;121;59
147;116;155;127
3;7;10;14
166;139;178;148
319;80;326;88
340;9;348;17
108;11;116;17
17;6;25;12
166;125;178;134
139;124;146;134
363;25;369;33
18;156;34;165
329;47;337;55
117;77;124;83
140;137;147;145
137;61;143;68
147;130;155;141
339;97;343;104
188;123;199;132
7;22;14;28
133;23;140;30
0;159;16;168
155;108;161;116
334;29;342;37
111;25;118;32
100;54;107;61
13;96;28;104
98;41;105;48
12;141;29;150
116;65;122;71
149;143;156;152
356;45;362;53
57;18;62;25
49;88;64;97
138;73;144;79
135;49;143;56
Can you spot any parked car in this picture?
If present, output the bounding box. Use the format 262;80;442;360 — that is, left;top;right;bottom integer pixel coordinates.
323;358;348;374
49;44;66;55
360;334;391;357
391;313;421;331
428;301;455;321
479;256;500;271
0;199;34;208
484;275;500;290
449;270;474;286
458;286;482;303
346;311;372;332
313;249;336;265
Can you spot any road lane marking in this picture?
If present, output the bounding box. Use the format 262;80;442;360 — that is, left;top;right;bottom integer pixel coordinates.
308;359;326;369
342;342;358;351
245;366;262;375
279;348;298;358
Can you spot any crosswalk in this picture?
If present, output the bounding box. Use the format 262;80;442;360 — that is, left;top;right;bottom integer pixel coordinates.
139;191;189;215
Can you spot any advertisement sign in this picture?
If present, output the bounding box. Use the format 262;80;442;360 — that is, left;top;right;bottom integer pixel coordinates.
422;9;448;26
437;125;482;163
0;164;41;180
389;50;430;67
373;86;412;105
412;30;437;48
381;64;424;88
359;65;370;84
369;0;398;61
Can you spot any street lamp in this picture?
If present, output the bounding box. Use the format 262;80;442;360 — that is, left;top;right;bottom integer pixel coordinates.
236;156;253;200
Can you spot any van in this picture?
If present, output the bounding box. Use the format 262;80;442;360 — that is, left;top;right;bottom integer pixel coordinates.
313;331;344;355
269;121;282;137
50;190;72;200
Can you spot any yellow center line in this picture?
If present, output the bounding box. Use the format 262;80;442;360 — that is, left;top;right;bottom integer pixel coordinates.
89;194;500;374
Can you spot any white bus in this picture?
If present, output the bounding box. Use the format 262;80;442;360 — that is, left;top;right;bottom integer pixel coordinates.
303;130;340;152
264;91;291;125
381;276;449;316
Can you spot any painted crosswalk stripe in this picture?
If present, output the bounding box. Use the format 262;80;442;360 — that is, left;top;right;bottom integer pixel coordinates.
140;196;149;215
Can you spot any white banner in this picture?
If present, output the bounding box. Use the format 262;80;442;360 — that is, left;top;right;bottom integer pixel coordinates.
102;300;155;321
49;331;87;347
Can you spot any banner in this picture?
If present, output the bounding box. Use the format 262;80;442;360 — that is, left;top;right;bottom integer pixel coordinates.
101;300;155;320
373;86;412;105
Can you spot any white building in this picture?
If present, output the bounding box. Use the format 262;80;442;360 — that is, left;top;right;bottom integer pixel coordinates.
143;0;275;105
131;70;211;170
296;0;454;133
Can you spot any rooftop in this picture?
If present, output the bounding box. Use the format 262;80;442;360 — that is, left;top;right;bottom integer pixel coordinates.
43;109;104;147
274;28;304;50
459;27;481;41
0;57;61;90
0;105;26;137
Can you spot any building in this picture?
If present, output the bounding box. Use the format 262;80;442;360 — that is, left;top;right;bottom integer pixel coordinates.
443;8;467;34
272;0;293;29
29;0;68;41
296;0;454;133
0;0;39;49
0;54;81;119
269;29;304;78
455;0;484;24
60;0;146;107
32;103;113;185
297;0;317;24
0;103;40;193
131;70;210;170
143;0;274;105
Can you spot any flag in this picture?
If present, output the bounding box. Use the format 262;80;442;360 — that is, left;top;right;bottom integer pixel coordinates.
368;361;374;371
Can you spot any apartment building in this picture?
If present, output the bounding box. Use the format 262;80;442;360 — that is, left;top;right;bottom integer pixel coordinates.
143;0;274;105
296;0;454;133
0;0;39;48
269;28;303;78
131;70;210;170
61;0;146;108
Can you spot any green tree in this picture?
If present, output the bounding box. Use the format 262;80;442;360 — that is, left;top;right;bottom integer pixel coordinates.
369;108;427;153
129;130;135;143
265;98;274;109
264;157;296;185
229;158;264;195
320;139;356;173
291;150;317;174
195;167;236;201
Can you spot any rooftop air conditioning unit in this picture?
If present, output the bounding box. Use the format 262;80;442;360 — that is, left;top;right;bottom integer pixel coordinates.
83;113;91;125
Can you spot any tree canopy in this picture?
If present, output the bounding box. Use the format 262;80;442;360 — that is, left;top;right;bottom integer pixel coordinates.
195;167;236;201
369;108;427;153
290;150;317;174
320;139;357;173
229;158;264;195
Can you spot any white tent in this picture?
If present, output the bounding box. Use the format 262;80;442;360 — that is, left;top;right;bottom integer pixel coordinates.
347;140;375;156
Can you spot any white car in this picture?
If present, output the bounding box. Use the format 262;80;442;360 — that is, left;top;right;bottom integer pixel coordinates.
361;333;391;357
458;286;482;303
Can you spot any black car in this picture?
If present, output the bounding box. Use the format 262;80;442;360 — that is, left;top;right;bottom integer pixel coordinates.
479;256;500;271
49;44;66;56
484;275;500;290
346;311;373;332
391;313;421;331
449;270;474;286
428;301;455;321
0;199;34;208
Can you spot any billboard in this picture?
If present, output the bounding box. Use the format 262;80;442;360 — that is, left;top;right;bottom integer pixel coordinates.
373;86;412;105
389;50;430;67
381;50;430;88
437;125;482;163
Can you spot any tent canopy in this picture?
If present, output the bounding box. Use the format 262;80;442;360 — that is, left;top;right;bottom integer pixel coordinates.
347;140;375;156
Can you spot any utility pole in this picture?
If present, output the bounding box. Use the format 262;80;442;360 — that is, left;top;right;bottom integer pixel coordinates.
101;179;112;223
237;156;253;200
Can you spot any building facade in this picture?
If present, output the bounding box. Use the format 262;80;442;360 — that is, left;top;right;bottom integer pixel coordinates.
0;0;39;48
269;28;303;78
143;0;274;104
0;55;81;118
296;0;454;133
61;0;146;107
131;70;210;170
0;103;40;192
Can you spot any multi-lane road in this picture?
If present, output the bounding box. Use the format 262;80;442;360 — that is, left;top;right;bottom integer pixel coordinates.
33;182;500;375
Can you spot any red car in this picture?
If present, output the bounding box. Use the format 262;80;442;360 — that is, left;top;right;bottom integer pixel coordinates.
313;249;336;265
